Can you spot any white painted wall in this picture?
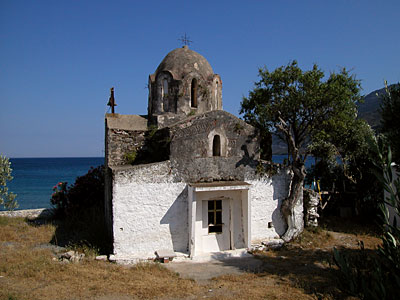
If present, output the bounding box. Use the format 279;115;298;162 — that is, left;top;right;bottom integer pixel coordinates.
111;161;292;260
112;162;188;259
247;169;293;242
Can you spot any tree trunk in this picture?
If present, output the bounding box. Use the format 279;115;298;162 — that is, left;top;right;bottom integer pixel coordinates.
280;160;305;242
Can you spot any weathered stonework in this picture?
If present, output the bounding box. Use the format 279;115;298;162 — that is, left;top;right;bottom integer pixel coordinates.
104;46;288;262
169;110;259;183
303;189;320;227
148;45;222;127
106;128;146;167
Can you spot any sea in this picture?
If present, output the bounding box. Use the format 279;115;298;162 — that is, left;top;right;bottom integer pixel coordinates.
3;155;315;211
3;157;104;211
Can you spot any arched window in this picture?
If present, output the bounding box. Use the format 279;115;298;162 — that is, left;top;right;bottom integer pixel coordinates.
162;79;168;99
213;135;221;156
215;81;218;101
191;78;198;108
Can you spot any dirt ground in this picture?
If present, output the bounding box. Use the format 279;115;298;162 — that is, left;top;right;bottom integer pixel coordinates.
0;216;381;300
164;256;265;282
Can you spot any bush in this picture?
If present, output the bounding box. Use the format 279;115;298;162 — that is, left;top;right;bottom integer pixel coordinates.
334;138;400;299
50;165;104;218
49;165;110;253
0;155;18;210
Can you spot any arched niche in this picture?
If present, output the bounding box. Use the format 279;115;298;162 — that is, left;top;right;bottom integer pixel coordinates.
155;72;173;113
207;130;227;157
212;75;222;110
162;79;168;99
213;135;221;156
191;78;198;108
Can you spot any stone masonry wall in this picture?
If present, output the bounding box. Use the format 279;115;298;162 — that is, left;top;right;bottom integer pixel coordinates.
106;128;146;167
106;127;170;167
169;110;260;182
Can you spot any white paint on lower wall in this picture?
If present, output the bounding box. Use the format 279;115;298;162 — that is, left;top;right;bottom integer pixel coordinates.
110;162;294;261
112;177;188;258
247;169;292;242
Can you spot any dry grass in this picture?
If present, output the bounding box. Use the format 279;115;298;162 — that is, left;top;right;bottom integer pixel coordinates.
0;216;381;300
249;224;381;300
0;216;201;300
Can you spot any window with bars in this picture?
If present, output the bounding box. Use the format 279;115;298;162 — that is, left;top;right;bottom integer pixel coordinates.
208;200;222;234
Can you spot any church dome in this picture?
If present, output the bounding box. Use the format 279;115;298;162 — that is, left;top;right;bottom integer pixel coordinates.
155;45;214;80
148;46;222;126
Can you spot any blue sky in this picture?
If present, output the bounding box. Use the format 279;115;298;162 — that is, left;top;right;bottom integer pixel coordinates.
1;0;399;158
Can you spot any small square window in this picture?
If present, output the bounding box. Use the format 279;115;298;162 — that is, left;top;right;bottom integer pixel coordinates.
208;200;222;234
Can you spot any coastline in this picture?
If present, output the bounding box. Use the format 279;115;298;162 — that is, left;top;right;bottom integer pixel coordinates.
0;208;53;219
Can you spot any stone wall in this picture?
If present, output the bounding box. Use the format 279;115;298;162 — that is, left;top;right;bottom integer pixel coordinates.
106;126;170;167
148;46;222;120
169;110;260;182
106;128;147;167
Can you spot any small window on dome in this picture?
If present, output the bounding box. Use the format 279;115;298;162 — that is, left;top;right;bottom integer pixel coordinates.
215;81;218;104
162;79;168;99
191;78;198;108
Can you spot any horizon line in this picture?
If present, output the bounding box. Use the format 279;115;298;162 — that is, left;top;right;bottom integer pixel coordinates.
8;156;105;159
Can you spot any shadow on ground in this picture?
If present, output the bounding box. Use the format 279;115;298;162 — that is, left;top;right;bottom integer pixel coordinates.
28;207;111;254
167;236;378;299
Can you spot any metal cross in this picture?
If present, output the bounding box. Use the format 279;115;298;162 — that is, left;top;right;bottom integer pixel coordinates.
107;87;117;114
178;33;193;46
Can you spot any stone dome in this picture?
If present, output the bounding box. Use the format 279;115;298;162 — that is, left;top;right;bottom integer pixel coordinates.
148;46;222;127
155;45;214;81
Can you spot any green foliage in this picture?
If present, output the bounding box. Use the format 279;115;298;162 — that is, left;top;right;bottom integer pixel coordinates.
124;150;137;165
256;161;279;177
0;155;18;210
234;122;244;133
381;82;400;164
306;121;381;218
133;127;170;165
240;61;361;240
50;165;104;218
147;124;158;138
334;138;400;299
240;61;362;161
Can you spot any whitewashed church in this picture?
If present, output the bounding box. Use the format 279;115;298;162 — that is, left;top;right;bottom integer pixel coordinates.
104;46;301;263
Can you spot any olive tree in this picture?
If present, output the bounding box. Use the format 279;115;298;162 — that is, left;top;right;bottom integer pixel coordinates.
240;61;362;241
0;155;18;210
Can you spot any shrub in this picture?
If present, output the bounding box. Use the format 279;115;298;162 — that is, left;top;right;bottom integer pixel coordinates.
0;155;18;210
124;151;137;165
50;165;104;218
334;138;400;300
